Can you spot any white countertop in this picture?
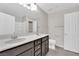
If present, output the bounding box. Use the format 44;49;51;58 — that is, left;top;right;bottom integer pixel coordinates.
0;34;48;52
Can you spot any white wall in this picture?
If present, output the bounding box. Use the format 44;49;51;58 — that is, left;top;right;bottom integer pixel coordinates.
37;7;48;34
48;6;79;48
48;13;64;48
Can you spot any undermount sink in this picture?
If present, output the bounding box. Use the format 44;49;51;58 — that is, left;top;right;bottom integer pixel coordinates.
5;38;26;44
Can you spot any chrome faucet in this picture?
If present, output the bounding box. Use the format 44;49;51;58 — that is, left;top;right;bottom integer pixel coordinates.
11;32;17;39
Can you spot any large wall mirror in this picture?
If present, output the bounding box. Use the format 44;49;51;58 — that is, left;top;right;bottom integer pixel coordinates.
0;12;38;39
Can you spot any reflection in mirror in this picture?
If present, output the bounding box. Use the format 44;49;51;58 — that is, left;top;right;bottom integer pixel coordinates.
15;16;38;37
0;12;15;40
27;17;37;34
28;21;33;32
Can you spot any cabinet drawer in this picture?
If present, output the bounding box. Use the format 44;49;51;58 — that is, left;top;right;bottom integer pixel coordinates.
37;53;41;56
35;44;41;51
35;49;41;56
35;39;41;45
0;42;34;56
19;48;34;56
42;36;48;42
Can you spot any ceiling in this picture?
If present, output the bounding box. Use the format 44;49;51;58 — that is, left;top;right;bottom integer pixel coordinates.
0;3;79;17
37;3;79;14
0;3;30;17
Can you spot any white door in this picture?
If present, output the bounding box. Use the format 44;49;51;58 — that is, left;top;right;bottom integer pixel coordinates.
64;12;79;53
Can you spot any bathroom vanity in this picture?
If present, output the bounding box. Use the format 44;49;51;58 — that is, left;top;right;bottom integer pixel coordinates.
0;34;49;56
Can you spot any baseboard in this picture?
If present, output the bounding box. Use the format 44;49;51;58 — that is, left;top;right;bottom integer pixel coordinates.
64;48;79;54
56;44;64;48
56;44;79;54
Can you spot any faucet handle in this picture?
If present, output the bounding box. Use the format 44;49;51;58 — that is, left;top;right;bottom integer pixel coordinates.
11;34;17;39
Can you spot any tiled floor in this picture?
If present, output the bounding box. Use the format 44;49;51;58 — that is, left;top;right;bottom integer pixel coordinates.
46;46;79;56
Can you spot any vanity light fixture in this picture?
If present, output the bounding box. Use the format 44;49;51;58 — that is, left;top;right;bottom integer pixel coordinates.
19;3;37;11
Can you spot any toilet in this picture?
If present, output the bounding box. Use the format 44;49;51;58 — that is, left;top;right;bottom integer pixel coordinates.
49;39;56;50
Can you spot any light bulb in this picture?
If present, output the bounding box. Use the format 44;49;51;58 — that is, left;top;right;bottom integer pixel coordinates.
26;4;31;9
30;3;37;11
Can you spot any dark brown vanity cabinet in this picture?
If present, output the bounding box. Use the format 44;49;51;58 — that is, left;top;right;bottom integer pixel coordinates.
0;35;49;56
0;41;34;56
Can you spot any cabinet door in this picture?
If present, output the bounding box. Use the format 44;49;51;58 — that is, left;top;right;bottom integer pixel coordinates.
18;48;34;56
45;39;49;52
42;36;49;56
42;41;46;56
